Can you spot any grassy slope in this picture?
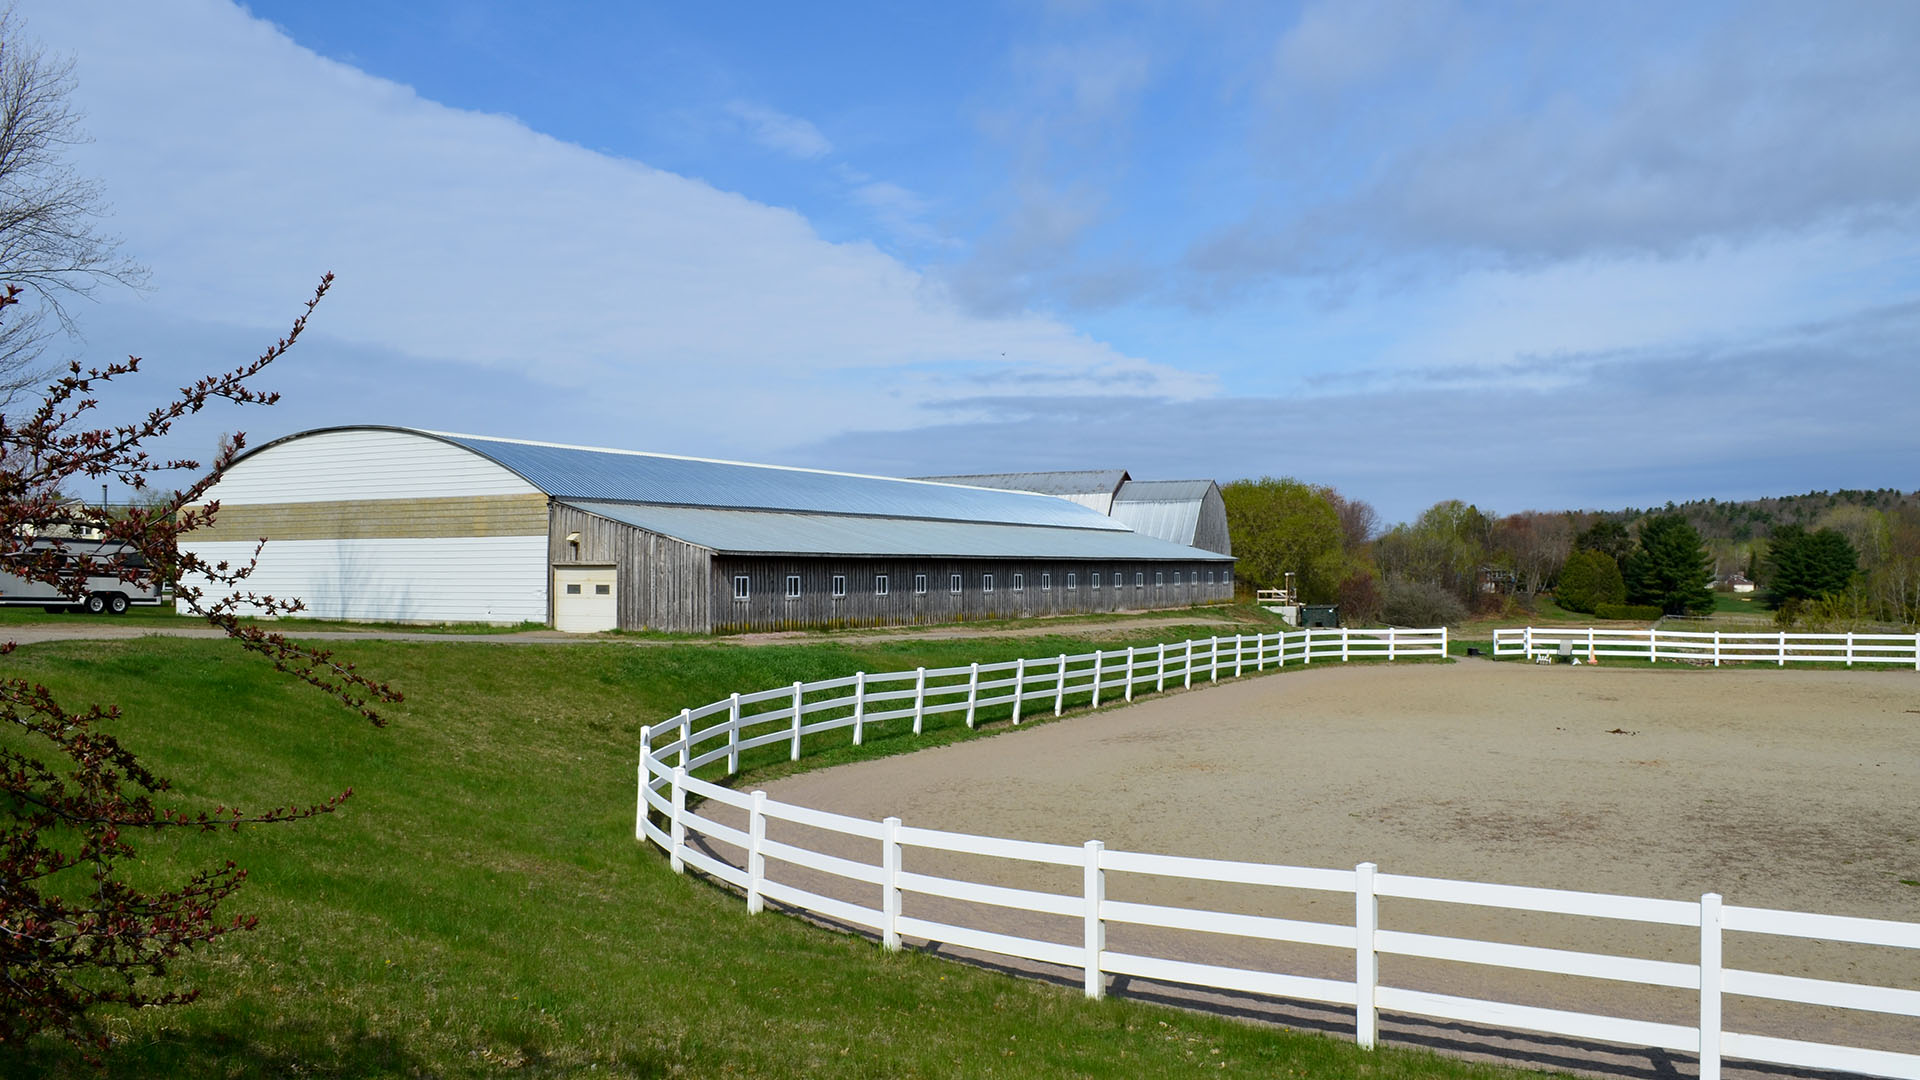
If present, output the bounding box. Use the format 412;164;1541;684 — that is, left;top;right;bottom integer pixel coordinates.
2;628;1556;1079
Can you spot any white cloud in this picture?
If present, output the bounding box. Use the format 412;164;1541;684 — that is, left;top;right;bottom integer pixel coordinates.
724;100;833;160
16;0;1212;459
1271;0;1455;91
1214;2;1920;280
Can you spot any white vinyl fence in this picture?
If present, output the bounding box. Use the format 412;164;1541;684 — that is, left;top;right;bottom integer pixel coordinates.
636;627;1920;1080
1495;626;1920;667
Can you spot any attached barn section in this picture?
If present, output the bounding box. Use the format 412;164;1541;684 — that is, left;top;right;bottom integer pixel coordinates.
184;427;1235;633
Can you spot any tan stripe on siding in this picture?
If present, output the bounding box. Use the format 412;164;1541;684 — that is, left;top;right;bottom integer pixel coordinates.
187;494;549;541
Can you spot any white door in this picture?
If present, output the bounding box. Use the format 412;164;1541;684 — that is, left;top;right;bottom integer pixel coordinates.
553;566;617;633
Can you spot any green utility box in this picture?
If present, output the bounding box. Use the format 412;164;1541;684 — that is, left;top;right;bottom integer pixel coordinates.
1300;604;1340;628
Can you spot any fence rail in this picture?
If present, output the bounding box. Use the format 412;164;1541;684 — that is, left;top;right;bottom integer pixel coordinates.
1494;626;1920;667
635;627;1920;1080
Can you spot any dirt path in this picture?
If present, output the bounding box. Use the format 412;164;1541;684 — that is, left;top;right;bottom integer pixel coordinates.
0;612;1245;648
728;663;1920;1078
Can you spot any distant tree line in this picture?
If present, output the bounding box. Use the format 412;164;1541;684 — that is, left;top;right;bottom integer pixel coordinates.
1221;481;1920;631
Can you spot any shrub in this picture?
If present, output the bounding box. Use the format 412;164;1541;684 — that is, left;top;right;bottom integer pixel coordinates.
1336;570;1381;624
1593;602;1664;621
1379;579;1468;627
1556;549;1625;614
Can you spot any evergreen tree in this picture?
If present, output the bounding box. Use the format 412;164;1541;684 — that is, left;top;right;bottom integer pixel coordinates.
1623;515;1714;615
1763;525;1858;607
1575;519;1633;562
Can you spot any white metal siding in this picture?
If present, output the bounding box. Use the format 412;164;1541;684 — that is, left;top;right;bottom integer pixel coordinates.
209;429;540;505
176;536;548;623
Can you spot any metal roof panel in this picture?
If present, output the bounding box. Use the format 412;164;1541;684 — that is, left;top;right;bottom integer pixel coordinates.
436;433;1127;530
560;501;1234;561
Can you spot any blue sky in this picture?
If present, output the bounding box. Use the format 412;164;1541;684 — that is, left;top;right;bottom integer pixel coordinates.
16;0;1920;524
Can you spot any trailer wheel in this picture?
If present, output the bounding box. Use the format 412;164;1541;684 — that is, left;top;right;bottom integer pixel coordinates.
84;593;108;615
107;594;130;615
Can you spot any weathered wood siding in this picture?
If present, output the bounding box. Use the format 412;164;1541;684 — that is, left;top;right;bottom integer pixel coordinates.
549;504;713;633
709;556;1234;633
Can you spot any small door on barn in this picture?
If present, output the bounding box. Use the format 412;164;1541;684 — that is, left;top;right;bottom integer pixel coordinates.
553;565;617;633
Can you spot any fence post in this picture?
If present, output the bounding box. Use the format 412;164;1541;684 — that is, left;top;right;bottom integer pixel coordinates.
1012;658;1026;724
1651;628;1660;664
913;667;927;734
1779;632;1786;667
1523;625;1532;660
635;730;650;841
1914;632;1919;671
852;672;867;746
1210;636;1220;682
1055;654;1068;716
1442;626;1449;657
1342;627;1350;663
1083;840;1106;1000
727;694;741;773
678;708;692;769
1234;634;1244;677
789;682;804;761
1279;630;1288;668
669;766;687;874
1305;627;1314;664
1157;642;1168;692
1699;892;1723;1080
1091;650;1104;709
882;816;902;951
1125;646;1136;702
1184;640;1194;688
965;662;981;728
1355;861;1378;1049
747;790;768;914
1846;631;1854;667
1388;629;1396;662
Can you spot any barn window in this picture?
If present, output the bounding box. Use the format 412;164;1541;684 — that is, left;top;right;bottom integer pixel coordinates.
595;584;611;595
786;575;802;599
1172;571;1181;585
831;575;847;598
875;574;889;596
1012;573;1024;592
982;573;995;593
733;576;750;601
1207;571;1216;585
1155;570;1164;587
1041;572;1051;590
949;574;962;594
914;573;928;594
1224;569;1233;585
565;584;581;595
1091;572;1101;590
1135;572;1144;589
1066;572;1077;590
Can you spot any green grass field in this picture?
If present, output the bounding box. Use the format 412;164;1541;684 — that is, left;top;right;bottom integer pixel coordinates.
1;626;1563;1079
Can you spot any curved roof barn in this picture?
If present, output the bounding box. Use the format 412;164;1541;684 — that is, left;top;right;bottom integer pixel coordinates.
187;427;1234;633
